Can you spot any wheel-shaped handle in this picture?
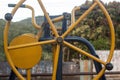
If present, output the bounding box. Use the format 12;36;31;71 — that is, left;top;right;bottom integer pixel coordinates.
4;0;115;80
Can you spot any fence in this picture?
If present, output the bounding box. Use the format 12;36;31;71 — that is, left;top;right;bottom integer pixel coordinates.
0;50;120;80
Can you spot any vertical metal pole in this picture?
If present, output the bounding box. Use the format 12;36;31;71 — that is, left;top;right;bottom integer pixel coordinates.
62;13;67;34
56;13;68;80
9;70;16;80
26;69;31;80
56;45;63;80
43;13;51;38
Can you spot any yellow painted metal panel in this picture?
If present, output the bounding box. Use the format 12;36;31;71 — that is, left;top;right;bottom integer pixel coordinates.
9;34;42;69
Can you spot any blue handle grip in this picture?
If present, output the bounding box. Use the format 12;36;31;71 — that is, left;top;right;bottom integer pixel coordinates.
8;4;26;8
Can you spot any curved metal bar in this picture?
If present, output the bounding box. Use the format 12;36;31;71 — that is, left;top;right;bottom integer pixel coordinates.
4;1;42;79
65;36;106;80
11;0;26;16
4;0;115;80
71;6;80;24
95;0;115;64
63;41;106;65
4;22;25;80
91;0;115;79
65;36;96;55
25;5;41;29
9;4;41;30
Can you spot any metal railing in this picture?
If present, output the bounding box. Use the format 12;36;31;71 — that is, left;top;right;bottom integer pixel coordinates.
0;71;120;77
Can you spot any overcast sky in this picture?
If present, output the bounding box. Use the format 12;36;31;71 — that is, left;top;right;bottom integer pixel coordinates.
0;0;119;22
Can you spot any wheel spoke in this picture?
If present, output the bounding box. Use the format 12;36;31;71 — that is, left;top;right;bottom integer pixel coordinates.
37;0;59;37
52;45;60;80
93;67;106;80
4;0;115;80
62;2;97;38
63;41;106;65
8;40;56;50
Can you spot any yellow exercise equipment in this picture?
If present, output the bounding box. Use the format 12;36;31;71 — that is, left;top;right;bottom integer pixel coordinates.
4;0;115;80
9;33;42;69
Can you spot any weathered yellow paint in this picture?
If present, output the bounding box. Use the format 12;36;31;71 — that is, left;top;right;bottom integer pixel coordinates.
9;34;42;69
4;0;115;80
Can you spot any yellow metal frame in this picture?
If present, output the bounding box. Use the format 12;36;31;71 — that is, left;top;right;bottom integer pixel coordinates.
71;6;80;24
4;0;115;80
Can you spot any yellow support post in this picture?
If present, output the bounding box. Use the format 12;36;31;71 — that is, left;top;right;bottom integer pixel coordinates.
27;69;31;80
52;45;60;80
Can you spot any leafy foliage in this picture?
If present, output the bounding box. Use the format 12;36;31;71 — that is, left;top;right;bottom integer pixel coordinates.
68;1;120;60
71;1;120;50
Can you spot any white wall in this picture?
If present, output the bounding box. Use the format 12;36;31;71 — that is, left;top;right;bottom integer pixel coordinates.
96;50;120;71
